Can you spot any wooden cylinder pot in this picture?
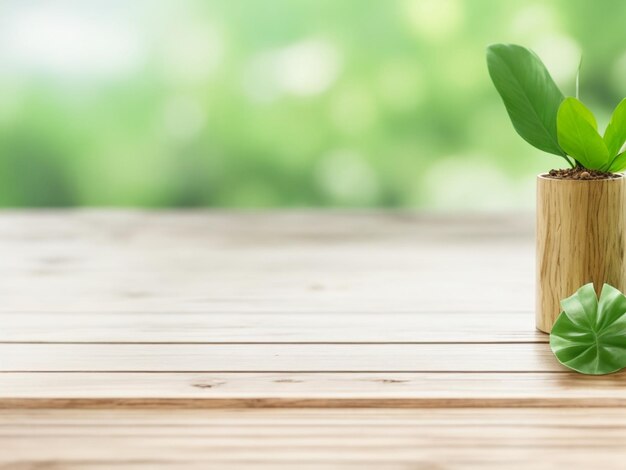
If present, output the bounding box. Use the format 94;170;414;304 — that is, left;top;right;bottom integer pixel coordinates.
536;174;626;333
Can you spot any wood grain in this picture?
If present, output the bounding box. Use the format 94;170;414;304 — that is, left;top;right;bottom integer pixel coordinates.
0;211;534;314
0;311;541;343
1;372;626;408
0;343;559;372
3;408;626;469
536;175;626;332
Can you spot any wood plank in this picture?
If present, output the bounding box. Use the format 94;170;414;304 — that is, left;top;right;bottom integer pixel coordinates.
0;312;543;343
0;212;533;270
1;372;625;408
0;343;560;372
0;210;533;241
0;211;535;314
1;408;626;469
0;260;533;314
0;278;534;313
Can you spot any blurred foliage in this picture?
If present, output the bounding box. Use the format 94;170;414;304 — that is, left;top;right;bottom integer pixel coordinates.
1;0;626;209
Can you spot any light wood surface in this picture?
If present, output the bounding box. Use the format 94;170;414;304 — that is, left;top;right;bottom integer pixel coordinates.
2;211;625;468
1;311;542;342
0;343;558;372
536;175;626;332
3;409;626;469
3;372;626;408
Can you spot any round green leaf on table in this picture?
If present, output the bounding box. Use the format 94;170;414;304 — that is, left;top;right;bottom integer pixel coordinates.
550;283;626;375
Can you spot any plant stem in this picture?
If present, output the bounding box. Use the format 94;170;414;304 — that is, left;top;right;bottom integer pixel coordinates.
602;155;618;172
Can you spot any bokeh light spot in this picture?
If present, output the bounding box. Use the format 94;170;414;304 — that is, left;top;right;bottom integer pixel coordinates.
316;150;380;205
531;34;581;88
403;0;463;41
422;156;522;211
160;21;224;84
162;96;207;142
0;3;145;79
243;38;341;102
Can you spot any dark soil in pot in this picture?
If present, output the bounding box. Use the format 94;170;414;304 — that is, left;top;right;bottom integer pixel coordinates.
546;168;622;180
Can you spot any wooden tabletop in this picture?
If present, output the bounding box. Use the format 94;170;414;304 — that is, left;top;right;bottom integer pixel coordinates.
2;211;626;468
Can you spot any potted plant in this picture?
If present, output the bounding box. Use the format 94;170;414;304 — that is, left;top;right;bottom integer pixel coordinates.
487;44;626;333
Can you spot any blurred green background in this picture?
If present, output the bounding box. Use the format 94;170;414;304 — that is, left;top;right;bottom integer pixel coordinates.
1;0;625;209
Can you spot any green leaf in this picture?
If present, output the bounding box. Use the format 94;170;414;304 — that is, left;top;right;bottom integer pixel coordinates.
604;98;626;159
550;283;626;375
608;151;626;172
557;97;609;169
486;44;565;157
